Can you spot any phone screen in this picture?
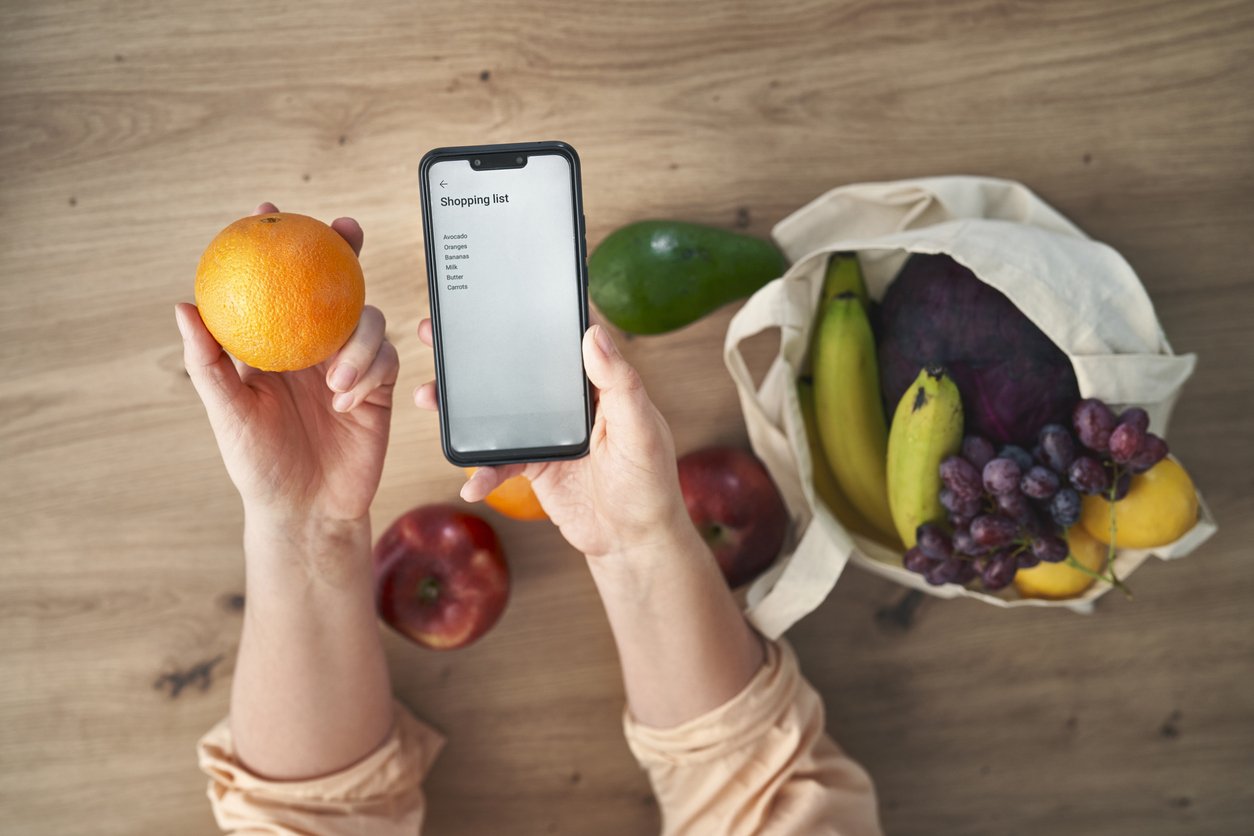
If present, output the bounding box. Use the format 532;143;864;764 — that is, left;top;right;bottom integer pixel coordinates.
424;151;588;458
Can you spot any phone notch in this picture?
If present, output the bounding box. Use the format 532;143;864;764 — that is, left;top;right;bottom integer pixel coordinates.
470;152;529;170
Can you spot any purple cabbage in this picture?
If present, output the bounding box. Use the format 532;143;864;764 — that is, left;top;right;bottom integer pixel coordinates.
877;254;1079;446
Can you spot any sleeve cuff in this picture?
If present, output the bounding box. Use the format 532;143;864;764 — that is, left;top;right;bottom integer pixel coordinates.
623;639;801;766
198;701;444;831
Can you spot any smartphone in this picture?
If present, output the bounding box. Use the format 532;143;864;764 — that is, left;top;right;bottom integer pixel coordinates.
418;141;592;466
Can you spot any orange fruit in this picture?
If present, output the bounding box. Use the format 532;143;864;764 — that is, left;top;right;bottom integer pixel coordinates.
1014;525;1107;600
1079;457;1198;549
466;469;548;521
195;212;364;371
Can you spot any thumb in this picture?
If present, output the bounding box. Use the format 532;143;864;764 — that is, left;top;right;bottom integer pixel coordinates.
175;303;248;423
582;324;651;428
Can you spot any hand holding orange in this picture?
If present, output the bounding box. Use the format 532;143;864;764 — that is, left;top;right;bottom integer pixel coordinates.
195;212;365;371
178;203;400;527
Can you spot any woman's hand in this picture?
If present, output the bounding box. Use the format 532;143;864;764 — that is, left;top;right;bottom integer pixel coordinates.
413;320;689;561
176;203;399;532
415;319;765;727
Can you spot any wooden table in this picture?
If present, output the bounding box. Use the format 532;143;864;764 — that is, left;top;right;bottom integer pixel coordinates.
3;1;1252;833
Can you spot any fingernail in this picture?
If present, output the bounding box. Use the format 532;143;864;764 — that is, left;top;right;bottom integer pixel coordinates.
174;306;189;341
594;325;616;358
332;392;354;412
329;364;357;392
460;470;484;501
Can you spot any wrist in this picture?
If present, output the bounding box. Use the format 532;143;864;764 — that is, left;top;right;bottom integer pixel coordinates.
243;509;373;588
587;509;708;587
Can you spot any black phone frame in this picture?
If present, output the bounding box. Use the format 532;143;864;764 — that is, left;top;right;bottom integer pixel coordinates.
418;141;593;467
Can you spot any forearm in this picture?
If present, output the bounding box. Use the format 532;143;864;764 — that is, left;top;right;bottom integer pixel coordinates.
588;511;765;729
229;513;394;779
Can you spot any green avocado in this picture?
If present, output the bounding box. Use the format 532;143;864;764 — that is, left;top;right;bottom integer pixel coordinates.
588;220;789;335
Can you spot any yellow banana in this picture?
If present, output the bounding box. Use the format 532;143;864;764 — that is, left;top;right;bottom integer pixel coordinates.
797;378;887;542
804;253;869;375
812;294;897;539
820;251;869;308
886;366;964;547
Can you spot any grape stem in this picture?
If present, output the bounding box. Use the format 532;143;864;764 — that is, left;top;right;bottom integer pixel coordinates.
1070;468;1133;599
1105;467;1123;588
1065;554;1132;598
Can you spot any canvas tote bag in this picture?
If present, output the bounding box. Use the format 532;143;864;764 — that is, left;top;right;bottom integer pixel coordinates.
724;176;1217;638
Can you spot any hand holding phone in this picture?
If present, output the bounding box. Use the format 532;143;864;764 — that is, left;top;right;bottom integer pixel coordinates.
414;318;690;561
419;142;592;466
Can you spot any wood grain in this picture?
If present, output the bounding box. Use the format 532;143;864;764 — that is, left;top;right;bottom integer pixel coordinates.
2;0;1253;833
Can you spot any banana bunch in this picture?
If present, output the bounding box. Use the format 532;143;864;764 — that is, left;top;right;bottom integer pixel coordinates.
803;253;962;550
885;367;963;547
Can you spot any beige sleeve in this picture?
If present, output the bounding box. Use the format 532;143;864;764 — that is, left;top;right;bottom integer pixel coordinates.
197;702;444;835
624;641;882;836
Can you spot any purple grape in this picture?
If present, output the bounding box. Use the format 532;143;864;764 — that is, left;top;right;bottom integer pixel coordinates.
1128;433;1168;473
953;526;983;556
971;514;1019;548
1118;407;1149;434
1068;456;1110;495
983;458;1023;495
1037;424;1077;474
1073;398;1116;453
903;546;932;574
962;435;997;470
1108;423;1145;464
955;559;979;584
980;552;1018;590
940;488;982;520
1031;535;1069;563
1021;465;1061;500
996;491;1033;524
1111;470;1132;501
925;557;964;586
1049;488;1081;528
940;455;983;501
1017;549;1042;569
949;513;976;530
999;445;1034;472
916;523;953;561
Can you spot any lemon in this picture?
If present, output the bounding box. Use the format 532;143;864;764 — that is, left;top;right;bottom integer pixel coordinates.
1080;457;1198;549
1015;526;1107;600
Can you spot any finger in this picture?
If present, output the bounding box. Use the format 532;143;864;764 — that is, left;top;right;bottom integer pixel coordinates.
175;303;249;420
253;202;279;215
334;340;399;412
582;324;651;431
460;464;527;503
417;318;433;347
331;217;364;256
413;381;438;411
326;305;386;394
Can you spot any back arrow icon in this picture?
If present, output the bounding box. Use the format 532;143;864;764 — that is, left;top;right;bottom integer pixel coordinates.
439;180;447;188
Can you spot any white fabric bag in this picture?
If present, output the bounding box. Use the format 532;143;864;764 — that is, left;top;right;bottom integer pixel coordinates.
724;176;1217;638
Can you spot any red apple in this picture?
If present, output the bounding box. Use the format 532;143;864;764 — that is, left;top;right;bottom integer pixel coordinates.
678;446;789;588
373;504;509;650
